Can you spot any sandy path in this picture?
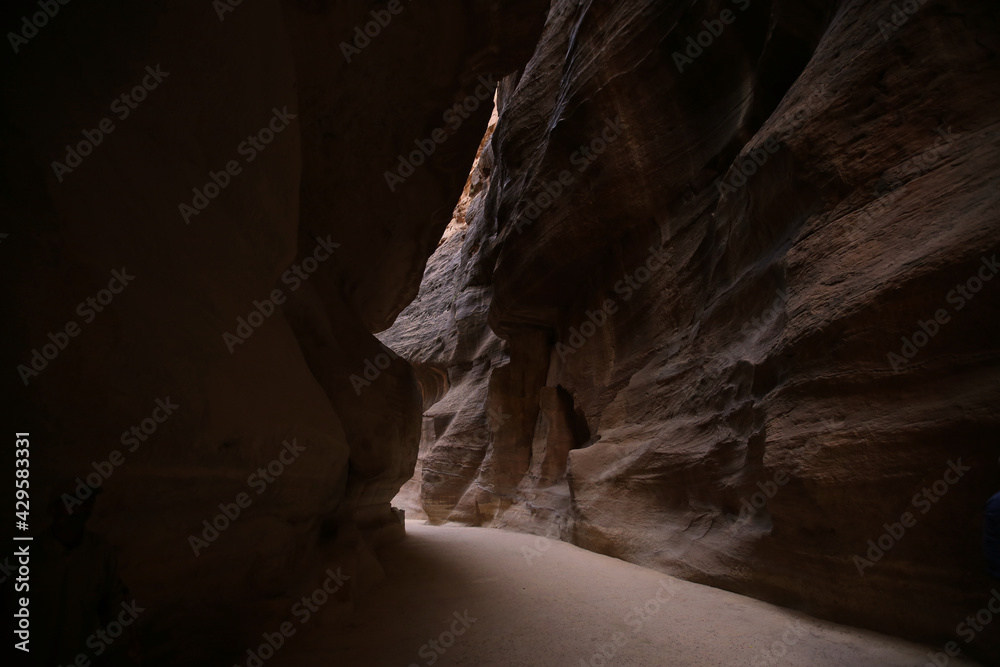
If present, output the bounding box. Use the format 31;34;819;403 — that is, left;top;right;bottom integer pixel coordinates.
274;521;979;667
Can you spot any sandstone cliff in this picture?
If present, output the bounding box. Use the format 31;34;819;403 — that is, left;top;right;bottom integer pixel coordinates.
380;0;1000;658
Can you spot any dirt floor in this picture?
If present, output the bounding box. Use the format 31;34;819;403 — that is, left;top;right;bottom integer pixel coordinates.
273;521;981;666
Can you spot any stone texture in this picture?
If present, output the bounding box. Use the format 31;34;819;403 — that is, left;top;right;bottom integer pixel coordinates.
381;0;1000;660
381;107;510;524
1;0;547;663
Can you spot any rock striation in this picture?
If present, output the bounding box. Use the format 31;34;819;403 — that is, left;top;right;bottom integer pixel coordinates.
381;0;1000;658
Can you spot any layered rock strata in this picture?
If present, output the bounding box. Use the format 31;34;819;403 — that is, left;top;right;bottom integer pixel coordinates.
381;0;1000;658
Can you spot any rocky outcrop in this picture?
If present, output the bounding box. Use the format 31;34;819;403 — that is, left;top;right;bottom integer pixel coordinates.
381;107;512;524
382;0;1000;659
1;0;546;663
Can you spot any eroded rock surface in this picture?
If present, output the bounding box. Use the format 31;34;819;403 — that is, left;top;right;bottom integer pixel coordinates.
382;0;1000;658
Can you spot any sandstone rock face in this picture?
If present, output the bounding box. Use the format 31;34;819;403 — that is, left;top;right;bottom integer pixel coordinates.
1;0;546;663
382;0;1000;658
381;108;512;524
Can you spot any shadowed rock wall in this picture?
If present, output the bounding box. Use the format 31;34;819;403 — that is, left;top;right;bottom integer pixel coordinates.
1;0;547;663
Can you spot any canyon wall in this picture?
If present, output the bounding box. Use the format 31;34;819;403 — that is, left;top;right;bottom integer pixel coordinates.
381;0;1000;657
1;0;546;663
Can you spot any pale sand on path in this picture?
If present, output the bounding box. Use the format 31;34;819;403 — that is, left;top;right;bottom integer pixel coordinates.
274;521;981;667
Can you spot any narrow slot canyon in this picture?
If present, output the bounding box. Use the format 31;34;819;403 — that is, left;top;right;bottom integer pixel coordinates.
2;1;999;666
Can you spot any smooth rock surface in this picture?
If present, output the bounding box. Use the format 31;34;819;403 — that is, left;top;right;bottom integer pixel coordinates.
1;0;548;662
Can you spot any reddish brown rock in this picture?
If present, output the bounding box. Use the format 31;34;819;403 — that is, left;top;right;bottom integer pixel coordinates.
383;0;1000;659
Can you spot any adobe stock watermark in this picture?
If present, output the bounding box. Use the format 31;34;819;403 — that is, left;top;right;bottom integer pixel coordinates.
578;579;676;667
925;589;1000;666
749;620;810;666
349;344;402;395
520;515;570;565
407;610;477;667
739;287;789;338
16;267;136;386
887;252;997;372
672;0;751;73
51;64;169;183
223;236;340;353
419;405;511;469
469;406;511;445
853;459;971;576
723;468;790;533
61;396;180;513
878;0;930;42
715;84;828;199
7;0;72;54
0;555;16;585
188;438;306;556
213;0;244;21
179;105;297;224
233;566;350;667
844;125;955;246
715;136;781;196
556;244;667;363
513;116;627;235
340;0;411;63
384;75;496;192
